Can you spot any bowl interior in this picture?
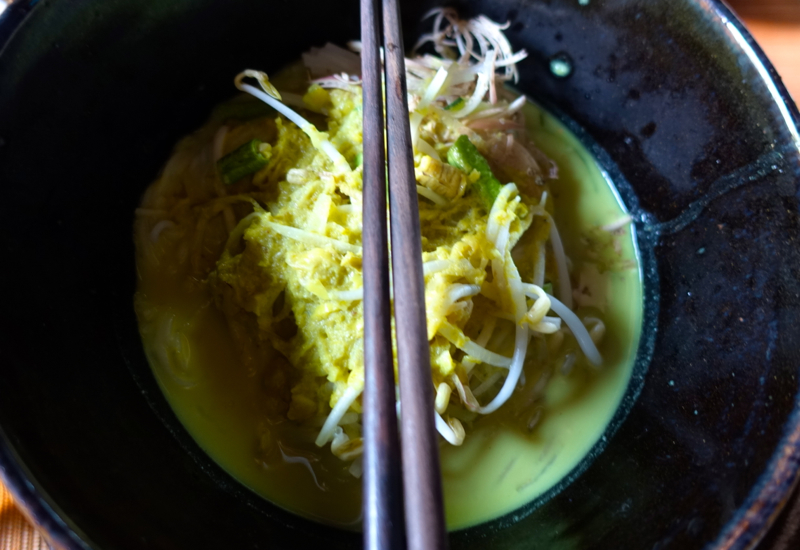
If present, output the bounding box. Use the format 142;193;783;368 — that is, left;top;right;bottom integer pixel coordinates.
1;0;799;549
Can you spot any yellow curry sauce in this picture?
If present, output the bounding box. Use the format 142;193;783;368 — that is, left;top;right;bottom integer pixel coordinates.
134;75;642;529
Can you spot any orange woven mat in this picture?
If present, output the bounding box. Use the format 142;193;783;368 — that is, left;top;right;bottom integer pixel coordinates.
0;481;48;550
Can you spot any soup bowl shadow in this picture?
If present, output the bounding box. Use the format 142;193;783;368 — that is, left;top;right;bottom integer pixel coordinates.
0;0;799;548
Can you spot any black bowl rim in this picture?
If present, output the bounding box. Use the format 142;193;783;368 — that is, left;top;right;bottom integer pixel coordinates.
1;1;799;549
698;2;800;549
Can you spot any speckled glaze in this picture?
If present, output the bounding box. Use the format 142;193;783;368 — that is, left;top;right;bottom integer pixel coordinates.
0;1;798;549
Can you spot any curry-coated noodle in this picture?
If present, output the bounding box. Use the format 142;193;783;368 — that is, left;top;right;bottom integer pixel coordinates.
134;8;642;528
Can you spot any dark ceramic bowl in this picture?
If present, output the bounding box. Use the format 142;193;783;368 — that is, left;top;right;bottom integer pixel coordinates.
1;0;799;548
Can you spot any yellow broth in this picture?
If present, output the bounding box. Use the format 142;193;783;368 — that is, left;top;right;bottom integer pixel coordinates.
134;99;642;530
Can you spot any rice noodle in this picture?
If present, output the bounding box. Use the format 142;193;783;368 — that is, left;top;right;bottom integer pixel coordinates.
486;183;518;245
467;95;527;122
472;370;502;397
494;219;511;257
583;316;606;344
409;111;424;148
223;211;261;252
279;447;325;490
452;52;494;118
153;314;195;389
475;316;497;347
541;292;603;366
150;220;175;243
422;259;450;276
330;427;364;461
310;193;332;234
533;239;546;287
451;374;480;409
423;259;474;276
261;216;361;255
435;383;452;414
286;169;312;184
348;456;363;478
335;204;355;214
472;321;529;414
460;317;496;371
416;185;448;206
543;212;573;310
315;384;363;447
234;70;350;172
418;66;450;109
523;283;550;326
528;316;562;334
416;138;441;160
330;427;349;453
435;412;465;446
438;321;512;368
444;284;481;312
469;248;530;414
329;288;364;302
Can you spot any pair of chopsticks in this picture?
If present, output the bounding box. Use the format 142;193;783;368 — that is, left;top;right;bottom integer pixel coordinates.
360;0;448;548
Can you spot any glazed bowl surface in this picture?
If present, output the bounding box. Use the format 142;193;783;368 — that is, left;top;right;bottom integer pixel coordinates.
0;0;799;549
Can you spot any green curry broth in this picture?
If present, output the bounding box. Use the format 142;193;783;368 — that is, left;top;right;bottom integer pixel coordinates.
134;92;642;529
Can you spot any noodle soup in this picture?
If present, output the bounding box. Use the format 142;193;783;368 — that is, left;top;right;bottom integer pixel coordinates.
133;10;642;530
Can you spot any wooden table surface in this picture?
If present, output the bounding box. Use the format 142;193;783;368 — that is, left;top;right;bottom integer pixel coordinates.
744;19;800;104
0;8;799;550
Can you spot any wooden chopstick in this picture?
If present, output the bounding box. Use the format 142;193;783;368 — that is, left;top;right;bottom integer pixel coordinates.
382;0;448;547
360;0;448;547
360;0;405;547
